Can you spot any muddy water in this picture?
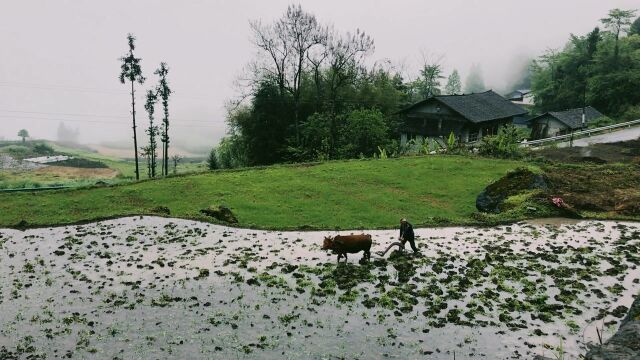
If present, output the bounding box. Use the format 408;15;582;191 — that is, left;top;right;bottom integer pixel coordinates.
0;217;638;359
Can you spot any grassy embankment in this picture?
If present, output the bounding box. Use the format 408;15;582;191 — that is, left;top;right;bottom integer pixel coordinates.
0;156;526;229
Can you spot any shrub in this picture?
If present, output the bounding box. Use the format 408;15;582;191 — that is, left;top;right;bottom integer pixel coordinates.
620;105;640;122
588;116;617;128
207;148;219;170
2;145;29;158
338;109;388;159
33;143;54;155
478;124;525;159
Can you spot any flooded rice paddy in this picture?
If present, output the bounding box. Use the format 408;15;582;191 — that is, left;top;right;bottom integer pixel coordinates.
0;217;639;359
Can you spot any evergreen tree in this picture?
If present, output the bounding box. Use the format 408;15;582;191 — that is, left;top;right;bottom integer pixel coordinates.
207;148;219;170
144;89;159;177
154;62;172;176
119;33;145;180
445;69;462;95
600;8;637;64
417;64;444;98
630;16;640;35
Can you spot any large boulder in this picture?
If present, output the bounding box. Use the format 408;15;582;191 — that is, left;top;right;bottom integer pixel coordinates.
476;168;548;213
200;205;238;224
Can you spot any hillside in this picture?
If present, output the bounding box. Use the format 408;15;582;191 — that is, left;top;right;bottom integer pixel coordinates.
0;140;206;189
0;156;525;229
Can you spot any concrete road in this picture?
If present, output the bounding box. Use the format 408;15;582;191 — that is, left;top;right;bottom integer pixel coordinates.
557;125;640;148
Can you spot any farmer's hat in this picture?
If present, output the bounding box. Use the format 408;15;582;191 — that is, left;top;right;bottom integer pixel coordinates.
400;218;407;223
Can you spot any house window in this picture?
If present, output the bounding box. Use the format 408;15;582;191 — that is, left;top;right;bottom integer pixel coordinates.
484;127;495;136
468;131;479;142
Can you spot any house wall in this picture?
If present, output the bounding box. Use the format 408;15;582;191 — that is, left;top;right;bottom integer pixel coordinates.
531;115;568;139
510;93;534;106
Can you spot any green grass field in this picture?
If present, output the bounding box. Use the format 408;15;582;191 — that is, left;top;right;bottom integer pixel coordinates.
0;156;526;229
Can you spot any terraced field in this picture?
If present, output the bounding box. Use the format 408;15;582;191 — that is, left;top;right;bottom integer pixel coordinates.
1;217;638;359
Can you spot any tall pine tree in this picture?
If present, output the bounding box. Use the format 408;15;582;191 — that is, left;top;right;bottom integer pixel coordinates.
119;34;145;180
155;63;172;176
445;69;462;95
144;89;159;177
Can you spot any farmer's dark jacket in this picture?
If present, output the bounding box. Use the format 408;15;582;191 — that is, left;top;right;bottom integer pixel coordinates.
400;222;414;241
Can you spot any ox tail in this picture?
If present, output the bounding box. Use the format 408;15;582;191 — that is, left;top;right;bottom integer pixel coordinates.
376;242;404;257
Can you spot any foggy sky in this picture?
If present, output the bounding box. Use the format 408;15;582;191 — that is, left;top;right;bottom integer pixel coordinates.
1;0;637;154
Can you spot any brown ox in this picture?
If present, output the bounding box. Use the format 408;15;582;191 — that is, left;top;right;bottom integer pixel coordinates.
322;234;372;262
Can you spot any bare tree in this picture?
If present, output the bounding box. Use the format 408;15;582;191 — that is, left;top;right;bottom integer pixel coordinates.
119;33;145;180
324;29;374;155
306;33;330;111
250;5;326;144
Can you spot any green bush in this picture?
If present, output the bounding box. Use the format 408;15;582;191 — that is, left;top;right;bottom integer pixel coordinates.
478;125;526;159
588;116;617;128
620;105;640;122
338;109;389;159
33;143;54;155
2;145;30;159
207;148;219;170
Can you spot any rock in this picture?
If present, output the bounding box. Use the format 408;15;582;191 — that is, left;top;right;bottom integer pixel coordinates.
585;323;640;359
15;220;28;229
200;205;238;224
622;292;640;326
585;293;640;359
476;168;548;213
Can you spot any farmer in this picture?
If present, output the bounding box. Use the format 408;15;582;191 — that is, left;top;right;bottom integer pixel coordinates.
399;218;419;253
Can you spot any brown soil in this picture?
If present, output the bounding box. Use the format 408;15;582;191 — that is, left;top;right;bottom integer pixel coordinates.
535;139;640;164
33;166;119;179
524;218;583;226
544;164;640;216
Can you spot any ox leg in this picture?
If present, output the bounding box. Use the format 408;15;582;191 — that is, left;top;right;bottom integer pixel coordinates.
365;250;370;262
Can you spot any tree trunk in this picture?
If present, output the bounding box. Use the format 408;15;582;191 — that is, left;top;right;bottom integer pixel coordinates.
161;139;165;176
163;115;169;176
131;81;140;180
